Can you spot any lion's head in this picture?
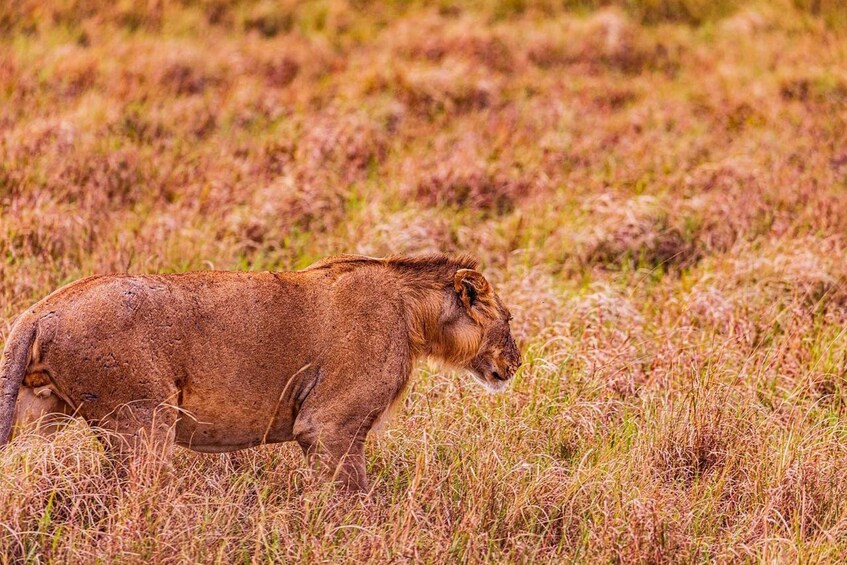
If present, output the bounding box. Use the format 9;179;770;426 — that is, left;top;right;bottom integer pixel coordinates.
446;268;522;392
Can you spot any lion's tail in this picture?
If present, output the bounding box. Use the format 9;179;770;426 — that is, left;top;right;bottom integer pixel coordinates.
0;316;35;445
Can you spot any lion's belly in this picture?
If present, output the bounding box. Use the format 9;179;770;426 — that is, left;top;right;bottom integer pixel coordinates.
173;363;319;451
174;393;296;451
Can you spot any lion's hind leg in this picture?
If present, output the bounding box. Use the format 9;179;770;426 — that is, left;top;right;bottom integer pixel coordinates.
96;398;179;486
11;385;74;440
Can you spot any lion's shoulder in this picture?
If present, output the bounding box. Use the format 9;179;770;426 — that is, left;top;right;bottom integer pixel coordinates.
301;253;478;275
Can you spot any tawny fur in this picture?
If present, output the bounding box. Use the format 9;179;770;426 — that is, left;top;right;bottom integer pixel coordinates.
0;254;520;491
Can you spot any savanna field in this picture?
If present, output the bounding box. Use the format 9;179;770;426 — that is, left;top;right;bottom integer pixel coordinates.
1;0;847;561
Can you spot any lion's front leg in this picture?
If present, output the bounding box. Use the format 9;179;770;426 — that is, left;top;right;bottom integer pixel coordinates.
292;328;411;493
293;397;385;493
296;430;368;492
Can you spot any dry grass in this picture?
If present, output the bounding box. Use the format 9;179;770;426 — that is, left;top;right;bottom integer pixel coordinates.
2;0;847;562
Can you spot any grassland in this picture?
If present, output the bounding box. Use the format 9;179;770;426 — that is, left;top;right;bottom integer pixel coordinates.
2;0;847;562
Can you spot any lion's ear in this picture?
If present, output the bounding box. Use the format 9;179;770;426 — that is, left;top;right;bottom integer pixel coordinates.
454;269;491;310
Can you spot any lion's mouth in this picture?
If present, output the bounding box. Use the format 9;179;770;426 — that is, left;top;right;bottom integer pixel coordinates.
470;367;511;392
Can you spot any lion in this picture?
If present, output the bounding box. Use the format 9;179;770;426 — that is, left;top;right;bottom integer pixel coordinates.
0;254;521;491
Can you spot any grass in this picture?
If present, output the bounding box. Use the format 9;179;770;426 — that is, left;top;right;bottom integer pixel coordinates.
2;0;847;561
